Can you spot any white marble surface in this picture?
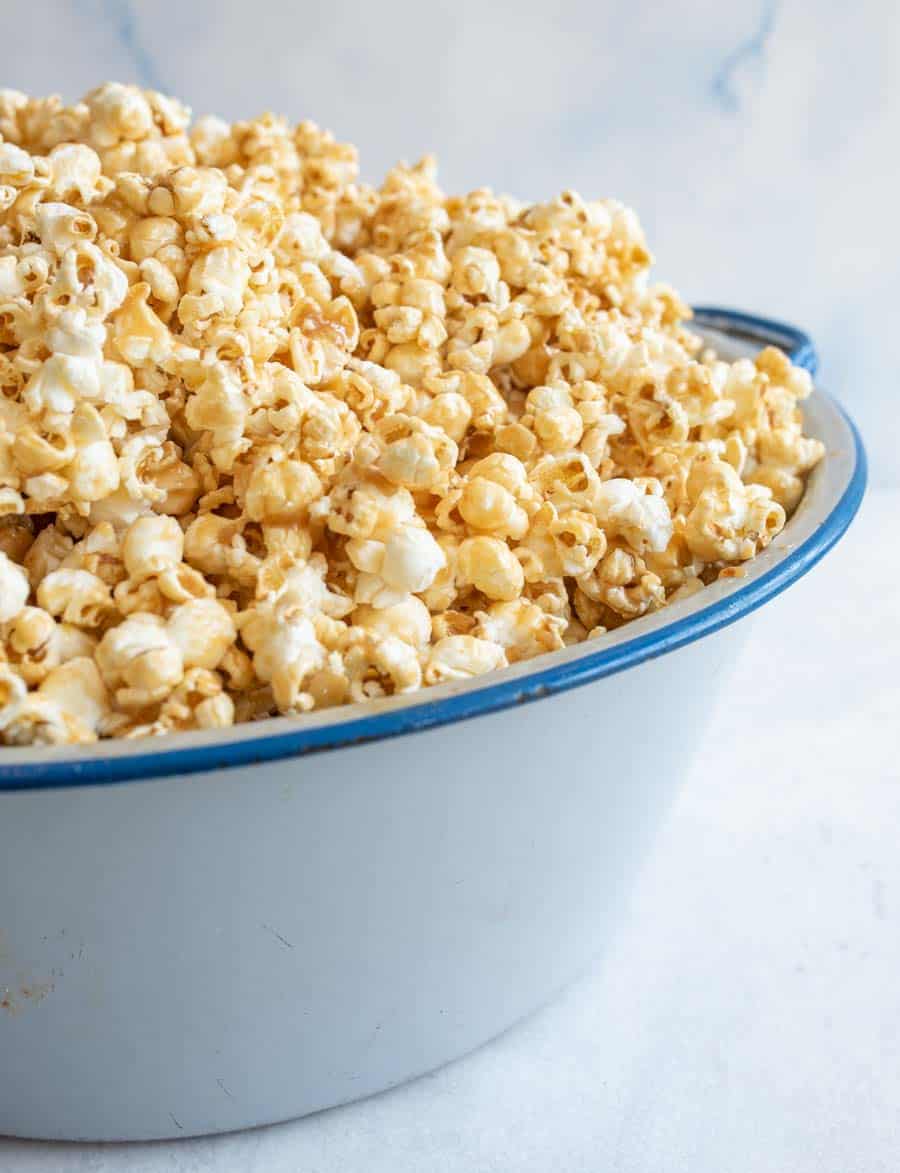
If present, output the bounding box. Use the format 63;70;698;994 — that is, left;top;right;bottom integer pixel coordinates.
1;0;896;484
2;491;897;1170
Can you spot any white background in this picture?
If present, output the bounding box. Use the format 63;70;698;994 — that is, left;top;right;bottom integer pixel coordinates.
1;2;898;1169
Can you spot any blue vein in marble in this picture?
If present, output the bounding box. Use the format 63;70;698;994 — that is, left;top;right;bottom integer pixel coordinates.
103;0;165;92
711;1;777;113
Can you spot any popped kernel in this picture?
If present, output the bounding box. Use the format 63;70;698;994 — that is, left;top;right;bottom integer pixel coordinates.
0;550;29;622
0;82;825;745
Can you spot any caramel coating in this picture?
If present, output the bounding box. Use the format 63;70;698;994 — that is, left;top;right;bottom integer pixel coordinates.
0;83;824;743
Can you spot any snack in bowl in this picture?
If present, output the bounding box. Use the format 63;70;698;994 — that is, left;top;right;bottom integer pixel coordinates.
0;83;825;745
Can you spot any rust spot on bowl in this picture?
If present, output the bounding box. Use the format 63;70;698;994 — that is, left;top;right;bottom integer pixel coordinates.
0;978;55;1016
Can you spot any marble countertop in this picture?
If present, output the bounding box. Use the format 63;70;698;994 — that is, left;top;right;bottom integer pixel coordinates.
3;491;896;1170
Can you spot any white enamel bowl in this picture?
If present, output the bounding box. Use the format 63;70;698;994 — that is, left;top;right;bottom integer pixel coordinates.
0;310;866;1140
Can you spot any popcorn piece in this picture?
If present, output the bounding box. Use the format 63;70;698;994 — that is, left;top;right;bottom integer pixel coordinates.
353;596;432;651
241;609;325;712
0;550;29;622
166;597;235;670
0;141;34;185
65;403;120;502
36;567;113;627
379;526;446;593
424;635;508;684
591;479;673;555
0;693;96;745
474;599;566;662
152;667;235;732
684;457;786;563
372;415;457;490
121;514;184;581
0;664;27;708
95;613;184;708
457;536;524;602
38;656;110;734
244;459;322;523
344;631;422;700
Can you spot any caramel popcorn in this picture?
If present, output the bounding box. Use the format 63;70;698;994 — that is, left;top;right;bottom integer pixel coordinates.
0;83;825;745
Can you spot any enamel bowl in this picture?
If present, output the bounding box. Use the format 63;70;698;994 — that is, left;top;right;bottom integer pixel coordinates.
0;309;866;1140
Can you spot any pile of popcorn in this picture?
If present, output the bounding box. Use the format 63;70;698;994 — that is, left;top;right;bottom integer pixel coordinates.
0;83;825;745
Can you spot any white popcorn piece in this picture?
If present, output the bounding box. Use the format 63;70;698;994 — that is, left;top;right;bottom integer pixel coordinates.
379;526;446;594
38;656;110;733
591;479;674;555
0;550;30;622
166;598;235;670
122;514;184;580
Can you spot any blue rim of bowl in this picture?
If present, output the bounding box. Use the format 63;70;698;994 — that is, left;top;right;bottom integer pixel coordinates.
0;308;867;790
691;306;820;378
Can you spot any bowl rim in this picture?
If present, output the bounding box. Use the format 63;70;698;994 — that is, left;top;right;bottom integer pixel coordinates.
0;308;867;791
